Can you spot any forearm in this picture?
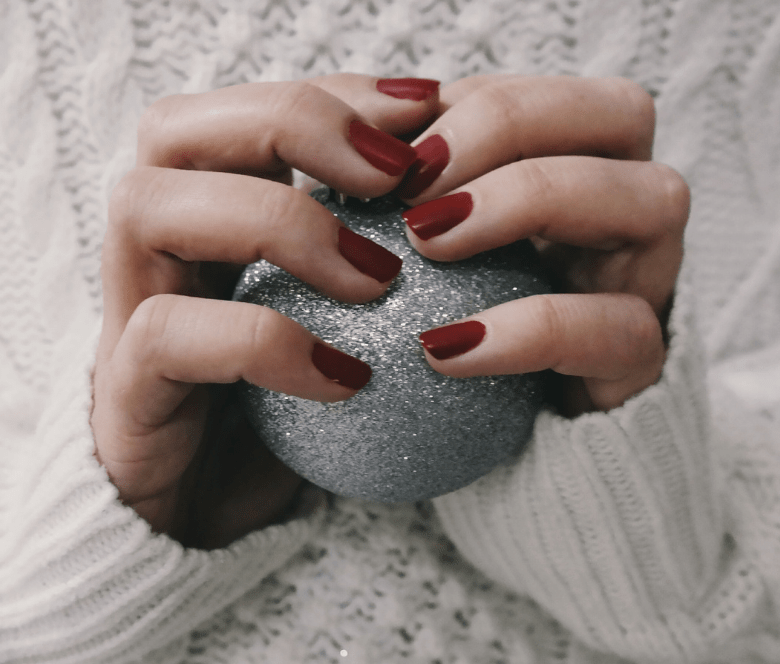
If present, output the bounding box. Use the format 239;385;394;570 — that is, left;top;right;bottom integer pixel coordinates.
434;264;764;662
0;324;323;664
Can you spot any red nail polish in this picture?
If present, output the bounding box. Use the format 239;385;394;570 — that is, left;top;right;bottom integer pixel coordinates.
419;320;486;360
338;226;402;283
312;342;372;390
348;120;417;176
377;78;440;101
403;191;473;240
396;134;450;199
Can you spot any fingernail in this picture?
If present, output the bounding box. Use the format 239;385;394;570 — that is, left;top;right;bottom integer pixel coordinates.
403;191;473;240
312;342;372;390
396;134;450;199
377;77;440;101
348;120;417;176
419;320;486;360
338;226;402;283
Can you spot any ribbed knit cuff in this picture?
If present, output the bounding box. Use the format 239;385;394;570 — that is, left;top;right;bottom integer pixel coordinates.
0;322;324;664
433;266;756;663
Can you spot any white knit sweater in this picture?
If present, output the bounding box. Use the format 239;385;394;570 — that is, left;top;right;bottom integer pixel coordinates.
1;1;779;662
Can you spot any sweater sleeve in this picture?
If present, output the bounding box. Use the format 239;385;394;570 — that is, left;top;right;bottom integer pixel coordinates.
433;262;767;663
0;320;325;664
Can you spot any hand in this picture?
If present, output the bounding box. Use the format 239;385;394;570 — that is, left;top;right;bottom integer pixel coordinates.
91;74;439;548
401;75;689;415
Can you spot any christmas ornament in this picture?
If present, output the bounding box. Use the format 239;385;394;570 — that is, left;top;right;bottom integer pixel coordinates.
234;188;550;502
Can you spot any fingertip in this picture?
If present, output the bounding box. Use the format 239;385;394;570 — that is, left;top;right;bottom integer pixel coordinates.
312;73;440;138
395;133;451;201
337;226;403;284
376;77;440;102
311;342;372;391
402;190;474;243
372;77;441;136
418;320;487;361
347;120;417;179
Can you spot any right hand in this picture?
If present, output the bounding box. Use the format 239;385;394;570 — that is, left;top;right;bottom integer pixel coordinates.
90;75;440;548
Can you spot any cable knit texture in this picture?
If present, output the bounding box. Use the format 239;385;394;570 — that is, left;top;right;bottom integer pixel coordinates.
0;1;779;663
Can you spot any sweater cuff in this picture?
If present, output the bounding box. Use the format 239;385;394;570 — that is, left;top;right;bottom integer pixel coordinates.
433;266;749;662
0;321;324;664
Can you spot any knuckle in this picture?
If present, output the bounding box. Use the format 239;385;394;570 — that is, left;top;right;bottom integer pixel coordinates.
253;186;311;260
617;78;655;121
124;293;177;366
475;81;522;130
137;95;185;164
258;82;330;159
516;159;556;205
610;78;656;152
249;307;288;361
654;163;691;229
107;167;167;238
137;94;186;158
533;294;566;365
272;81;325;121
267;185;308;233
618;296;663;368
107;170;139;230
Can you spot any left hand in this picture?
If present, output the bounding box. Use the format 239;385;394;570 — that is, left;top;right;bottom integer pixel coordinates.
91;74;439;547
399;75;690;415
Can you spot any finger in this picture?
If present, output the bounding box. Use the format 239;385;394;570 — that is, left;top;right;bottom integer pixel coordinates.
438;74;513;110
105;294;372;437
94;294;370;512
402;157;688;312
136;79;419;197
309;73;440;136
405;157;688;253
101;167;402;348
397;76;656;201
418;293;666;411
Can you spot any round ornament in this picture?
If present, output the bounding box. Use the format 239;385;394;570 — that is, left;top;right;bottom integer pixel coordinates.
234;188;550;502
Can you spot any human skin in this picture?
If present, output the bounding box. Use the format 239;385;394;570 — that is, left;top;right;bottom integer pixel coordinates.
91;73;688;548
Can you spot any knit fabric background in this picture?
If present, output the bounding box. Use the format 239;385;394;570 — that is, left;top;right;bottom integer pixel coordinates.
1;1;779;663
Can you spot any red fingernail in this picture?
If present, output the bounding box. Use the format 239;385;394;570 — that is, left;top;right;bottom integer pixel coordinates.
377;77;440;101
396;134;450;199
348;120;417;176
403;191;473;240
338;226;402;283
419;320;486;360
312;342;372;390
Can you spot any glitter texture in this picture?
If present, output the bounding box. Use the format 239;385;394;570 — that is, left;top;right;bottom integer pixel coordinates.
234;188;551;502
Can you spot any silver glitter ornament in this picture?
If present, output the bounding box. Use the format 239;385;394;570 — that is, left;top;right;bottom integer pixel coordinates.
234;188;551;503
